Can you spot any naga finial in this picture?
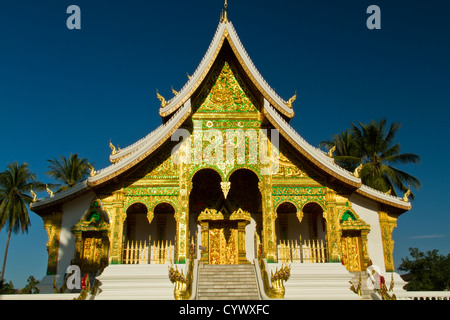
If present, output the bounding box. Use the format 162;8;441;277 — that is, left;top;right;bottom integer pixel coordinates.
327;145;336;158
286;91;297;108
109;139;117;155
187;72;192;80
354;163;363;178
156;89;167;107
171;85;178;96
30;188;37;202
88;164;96;177
403;189;411;202
46;184;54;198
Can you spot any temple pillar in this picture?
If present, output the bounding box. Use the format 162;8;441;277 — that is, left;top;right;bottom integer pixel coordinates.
73;230;83;265
378;210;398;272
237;221;249;264
106;190;125;264
199;221;209;264
360;229;371;269
325;189;341;262
177;158;190;263
259;177;276;262
42;211;63;275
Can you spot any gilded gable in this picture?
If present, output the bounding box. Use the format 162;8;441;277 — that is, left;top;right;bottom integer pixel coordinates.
194;59;259;114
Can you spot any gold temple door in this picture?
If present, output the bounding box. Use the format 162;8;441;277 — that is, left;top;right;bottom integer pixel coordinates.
208;221;238;264
198;207;251;265
80;232;104;273
341;230;364;272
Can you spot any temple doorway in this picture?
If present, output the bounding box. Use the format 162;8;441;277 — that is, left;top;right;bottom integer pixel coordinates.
122;202;176;264
208;220;238;265
189;168;261;264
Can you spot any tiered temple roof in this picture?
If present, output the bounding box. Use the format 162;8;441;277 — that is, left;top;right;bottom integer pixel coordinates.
31;12;411;213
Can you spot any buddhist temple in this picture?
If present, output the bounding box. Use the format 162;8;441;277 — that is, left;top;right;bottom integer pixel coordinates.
29;2;411;300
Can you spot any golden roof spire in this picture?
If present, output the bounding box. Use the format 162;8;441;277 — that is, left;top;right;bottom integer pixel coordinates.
220;0;229;23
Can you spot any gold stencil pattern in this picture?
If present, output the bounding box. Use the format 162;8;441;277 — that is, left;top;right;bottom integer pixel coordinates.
196;60;257;113
209;221;238;264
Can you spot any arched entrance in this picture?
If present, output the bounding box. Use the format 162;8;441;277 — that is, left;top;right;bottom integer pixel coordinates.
124;203;150;243
189;168;261;264
122;202;176;264
275;201;328;263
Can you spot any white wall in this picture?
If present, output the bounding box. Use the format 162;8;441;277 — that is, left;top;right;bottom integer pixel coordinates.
348;193;386;272
57;191;96;278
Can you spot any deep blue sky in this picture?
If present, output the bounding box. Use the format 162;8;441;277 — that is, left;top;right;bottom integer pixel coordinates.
0;1;449;288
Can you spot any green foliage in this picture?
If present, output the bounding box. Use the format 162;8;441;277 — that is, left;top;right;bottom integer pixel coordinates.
0;161;45;232
0;162;46;283
398;247;450;291
320;118;421;198
0;279;15;294
19;275;40;294
46;153;92;193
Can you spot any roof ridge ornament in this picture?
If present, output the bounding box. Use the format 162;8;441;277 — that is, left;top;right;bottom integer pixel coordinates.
156;89;167;107
220;0;229;23
286;90;297;108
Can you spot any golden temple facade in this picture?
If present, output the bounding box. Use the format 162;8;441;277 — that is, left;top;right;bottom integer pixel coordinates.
31;6;411;288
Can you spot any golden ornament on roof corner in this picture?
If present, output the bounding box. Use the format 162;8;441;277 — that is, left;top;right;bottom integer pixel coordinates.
89;164;96;177
327;145;336;158
353;163;363;178
109;140;117;155
30;188;37;202
286;91;297;108
187;72;192;80
46;184;54;198
156;89;167;107
403;189;411;202
171;86;179;96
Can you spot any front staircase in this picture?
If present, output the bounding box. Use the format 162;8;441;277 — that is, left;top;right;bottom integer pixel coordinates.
197;264;260;300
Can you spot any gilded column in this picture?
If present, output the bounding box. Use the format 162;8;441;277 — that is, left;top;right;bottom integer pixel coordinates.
177;157;190;263
361;229;371;269
378;210;398;272
42;211;63;275
237;221;249;264
73;231;83;265
199;221;209;264
259;176;276;262
325;188;341;262
106;190;125;264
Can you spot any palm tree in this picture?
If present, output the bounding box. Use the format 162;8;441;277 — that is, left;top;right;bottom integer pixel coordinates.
46;153;92;193
0;161;45;283
319;130;361;172
321;119;421;199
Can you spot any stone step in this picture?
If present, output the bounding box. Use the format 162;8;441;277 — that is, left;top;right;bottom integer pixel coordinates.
95;264;178;300
196;264;260;300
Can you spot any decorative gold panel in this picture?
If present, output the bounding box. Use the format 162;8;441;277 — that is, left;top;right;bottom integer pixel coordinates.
80;234;104;274
341;231;364;272
208;221;238;264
